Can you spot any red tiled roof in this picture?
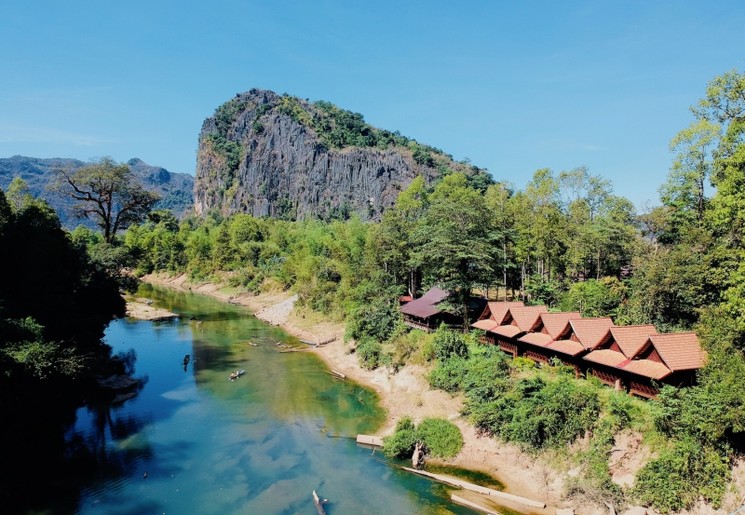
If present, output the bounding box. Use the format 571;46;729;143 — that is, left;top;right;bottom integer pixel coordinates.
622;359;671;380
539;312;581;338
400;288;449;318
490;325;523;338
519;332;553;347
472;319;498;331
608;325;657;358
508;306;547;332
647;333;706;371
568;318;614;349
548;339;586;356
483;301;524;324
583;349;627;367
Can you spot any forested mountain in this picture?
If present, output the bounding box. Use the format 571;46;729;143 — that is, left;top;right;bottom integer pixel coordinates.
0;156;194;226
194;89;492;221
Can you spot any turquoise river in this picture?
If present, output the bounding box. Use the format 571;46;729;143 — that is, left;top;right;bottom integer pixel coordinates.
57;284;476;514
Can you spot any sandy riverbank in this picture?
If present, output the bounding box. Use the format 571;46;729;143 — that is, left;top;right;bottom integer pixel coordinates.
125;297;179;321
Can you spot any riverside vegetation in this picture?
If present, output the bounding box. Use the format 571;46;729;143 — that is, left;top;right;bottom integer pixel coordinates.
5;68;745;513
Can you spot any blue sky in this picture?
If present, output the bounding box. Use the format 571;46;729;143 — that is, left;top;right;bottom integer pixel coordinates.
1;1;744;208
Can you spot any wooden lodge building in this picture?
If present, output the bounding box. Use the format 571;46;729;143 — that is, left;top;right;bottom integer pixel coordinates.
471;301;706;398
400;287;487;332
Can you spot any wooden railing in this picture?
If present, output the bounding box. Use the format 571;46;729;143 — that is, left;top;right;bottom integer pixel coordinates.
403;319;435;332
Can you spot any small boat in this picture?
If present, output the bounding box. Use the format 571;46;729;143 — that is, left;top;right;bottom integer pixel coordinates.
229;369;246;381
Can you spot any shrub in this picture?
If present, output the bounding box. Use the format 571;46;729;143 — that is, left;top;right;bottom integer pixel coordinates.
383;417;418;459
428;356;469;392
633;438;730;513
417;418;463;458
355;339;382;370
432;326;469;361
383;417;464;460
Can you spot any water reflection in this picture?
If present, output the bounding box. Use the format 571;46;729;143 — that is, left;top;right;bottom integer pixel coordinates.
24;284;475;514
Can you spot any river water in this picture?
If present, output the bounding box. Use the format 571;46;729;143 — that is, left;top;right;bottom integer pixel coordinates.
61;284;472;514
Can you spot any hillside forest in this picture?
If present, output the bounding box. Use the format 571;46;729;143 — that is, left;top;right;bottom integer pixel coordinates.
4;68;745;512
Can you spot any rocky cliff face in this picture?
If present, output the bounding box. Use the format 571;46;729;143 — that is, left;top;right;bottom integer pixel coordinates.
194;89;491;221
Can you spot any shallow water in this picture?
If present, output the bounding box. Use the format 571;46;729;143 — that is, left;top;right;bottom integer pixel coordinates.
64;284;473;514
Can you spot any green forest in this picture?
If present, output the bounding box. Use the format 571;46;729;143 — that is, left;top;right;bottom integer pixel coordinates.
4;68;745;512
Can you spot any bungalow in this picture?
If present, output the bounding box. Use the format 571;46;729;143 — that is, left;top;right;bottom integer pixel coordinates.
623;333;705;398
541;317;615;372
400;287;451;332
401;287;486;332
583;325;657;390
477;304;547;356
471;301;525;334
517;312;583;363
583;329;705;398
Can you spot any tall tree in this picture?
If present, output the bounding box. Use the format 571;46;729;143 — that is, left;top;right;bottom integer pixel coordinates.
693;69;745;338
416;173;497;327
484;182;516;296
660;119;719;240
55;157;159;243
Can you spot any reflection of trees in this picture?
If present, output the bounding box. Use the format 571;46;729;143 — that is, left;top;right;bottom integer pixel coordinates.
0;351;150;513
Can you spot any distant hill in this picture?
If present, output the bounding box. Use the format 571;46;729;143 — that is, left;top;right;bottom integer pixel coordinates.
0;156;194;228
195;89;493;221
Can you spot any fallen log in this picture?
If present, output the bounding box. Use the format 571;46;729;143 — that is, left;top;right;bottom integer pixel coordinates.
330;369;346;379
312;489;327;515
401;467;546;509
451;494;501;514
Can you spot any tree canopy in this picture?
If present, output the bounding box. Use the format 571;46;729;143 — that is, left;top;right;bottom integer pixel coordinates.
54;157;159;243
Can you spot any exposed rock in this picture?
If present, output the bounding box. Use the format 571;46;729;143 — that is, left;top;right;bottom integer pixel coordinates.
194;89;492;221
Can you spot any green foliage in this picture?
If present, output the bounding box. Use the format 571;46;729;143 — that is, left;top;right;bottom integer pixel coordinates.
633;438;730;513
565;415;624;506
558;277;626;318
355;339;382;370
431;326;469;361
383;417;418;459
428;355;470;392
463;374;601;450
417;418;464;458
383;416;463;460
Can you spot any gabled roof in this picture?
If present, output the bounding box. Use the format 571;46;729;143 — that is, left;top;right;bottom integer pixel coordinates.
400;287;449;318
607;325;657;358
472;319;498;331
583;349;627;367
548;339;586;356
508;305;547;332
622;359;671;380
490;325;523;338
519;332;553;347
641;333;706;372
567;318;614;350
480;301;524;325
538;312;582;338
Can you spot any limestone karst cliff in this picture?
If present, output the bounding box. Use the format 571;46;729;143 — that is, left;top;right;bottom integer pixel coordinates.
194;89;492;220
